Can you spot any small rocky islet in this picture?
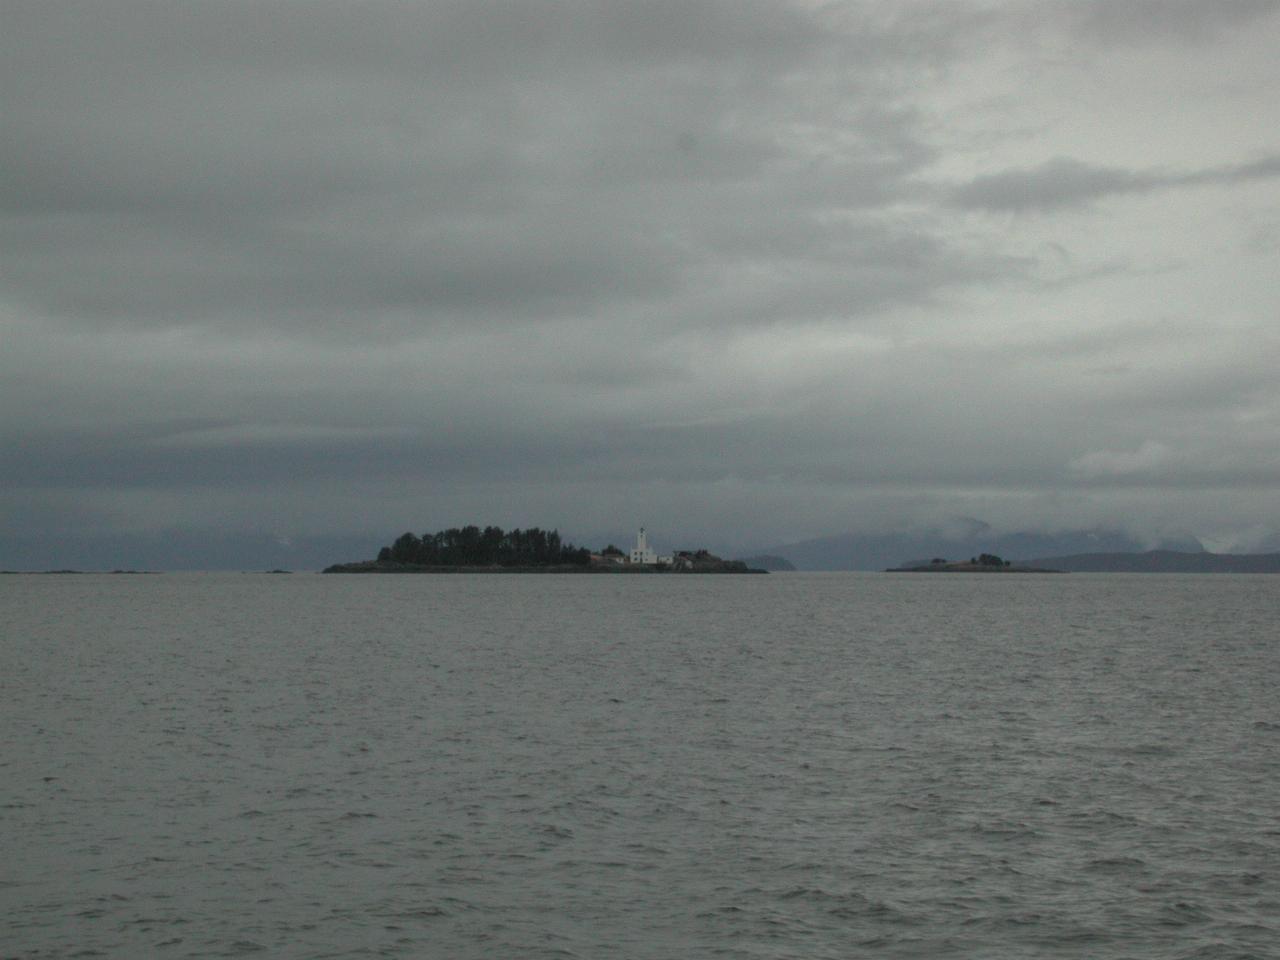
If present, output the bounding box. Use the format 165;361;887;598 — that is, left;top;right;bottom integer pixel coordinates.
886;553;1062;573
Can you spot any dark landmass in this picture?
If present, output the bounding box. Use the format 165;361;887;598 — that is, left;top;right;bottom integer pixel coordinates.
761;524;1203;570
364;525;592;568
886;554;1062;573
736;554;797;572
323;559;761;574
0;569;86;574
887;562;1063;573
665;550;764;573
1;569;159;575
325;561;602;574
324;525;765;573
1026;550;1280;573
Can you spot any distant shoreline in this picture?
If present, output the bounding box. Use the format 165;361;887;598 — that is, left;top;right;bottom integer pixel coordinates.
885;565;1064;573
0;569;160;575
321;560;765;574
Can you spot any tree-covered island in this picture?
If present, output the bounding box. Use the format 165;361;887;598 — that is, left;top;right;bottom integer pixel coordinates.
885;553;1062;573
322;525;764;573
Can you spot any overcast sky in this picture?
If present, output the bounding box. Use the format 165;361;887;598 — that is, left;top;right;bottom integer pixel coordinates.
4;0;1280;565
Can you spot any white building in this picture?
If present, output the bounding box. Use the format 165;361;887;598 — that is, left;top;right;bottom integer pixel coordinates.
629;527;657;565
629;527;659;565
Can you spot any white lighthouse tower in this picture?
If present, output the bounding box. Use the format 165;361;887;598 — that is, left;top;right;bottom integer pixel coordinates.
630;527;658;565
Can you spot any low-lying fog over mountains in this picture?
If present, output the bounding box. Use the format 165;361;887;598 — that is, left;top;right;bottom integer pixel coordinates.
751;522;1278;572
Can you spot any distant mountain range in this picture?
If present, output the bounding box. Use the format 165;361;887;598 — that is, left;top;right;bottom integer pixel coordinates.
754;520;1280;572
1025;550;1280;573
757;523;1187;571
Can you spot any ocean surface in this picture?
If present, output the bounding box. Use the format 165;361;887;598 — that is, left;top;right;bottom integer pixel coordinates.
2;571;1277;959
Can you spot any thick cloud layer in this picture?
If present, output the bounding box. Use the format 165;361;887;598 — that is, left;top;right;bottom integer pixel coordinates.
4;1;1279;566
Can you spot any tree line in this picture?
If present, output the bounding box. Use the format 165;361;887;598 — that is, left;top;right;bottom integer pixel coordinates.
376;526;591;567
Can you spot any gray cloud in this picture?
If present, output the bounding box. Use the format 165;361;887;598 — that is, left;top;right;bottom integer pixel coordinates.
950;155;1280;212
1066;0;1280;44
3;0;1280;565
6;2;1048;345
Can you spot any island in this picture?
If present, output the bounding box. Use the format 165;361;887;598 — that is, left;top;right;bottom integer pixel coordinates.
322;525;766;574
886;553;1063;573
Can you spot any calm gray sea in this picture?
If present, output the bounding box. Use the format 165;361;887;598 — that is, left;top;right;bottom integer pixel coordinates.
2;572;1277;959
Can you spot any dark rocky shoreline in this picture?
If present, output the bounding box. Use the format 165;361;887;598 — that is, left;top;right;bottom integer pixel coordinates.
322;560;765;574
885;562;1063;573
